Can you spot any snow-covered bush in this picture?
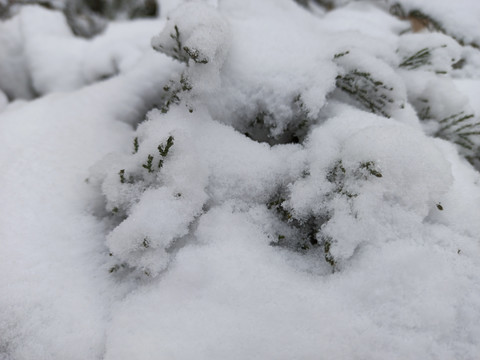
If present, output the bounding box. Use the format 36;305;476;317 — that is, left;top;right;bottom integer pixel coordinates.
88;0;480;277
3;0;480;358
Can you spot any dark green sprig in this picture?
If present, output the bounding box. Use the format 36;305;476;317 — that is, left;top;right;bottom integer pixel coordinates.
142;155;154;173
326;160;357;198
158;136;175;157
323;238;336;271
142;238;150;248
168;25;189;63
157;136;175;168
335;70;395;118
334;50;350;59
109;264;120;273
119;169;126;183
267;197;292;221
180;73;192;91
359;161;383;178
399;47;431;69
432;111;480;167
183;46;208;64
437;112;474;130
161;73;192;113
133;137;139;154
418;105;431;120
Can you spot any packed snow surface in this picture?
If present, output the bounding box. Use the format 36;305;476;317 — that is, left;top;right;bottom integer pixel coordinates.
1;0;480;359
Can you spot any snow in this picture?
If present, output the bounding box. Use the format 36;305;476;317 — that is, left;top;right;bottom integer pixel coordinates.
0;42;180;358
0;90;7;112
455;79;480;115
0;5;166;98
103;201;480;360
0;14;33;100
2;0;480;359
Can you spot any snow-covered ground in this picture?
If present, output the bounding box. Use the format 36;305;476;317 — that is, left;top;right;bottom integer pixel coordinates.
1;1;480;359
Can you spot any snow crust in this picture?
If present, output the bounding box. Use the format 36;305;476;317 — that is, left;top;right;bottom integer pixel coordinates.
1;0;480;359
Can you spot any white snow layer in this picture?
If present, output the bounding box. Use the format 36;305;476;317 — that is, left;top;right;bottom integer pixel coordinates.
1;1;480;359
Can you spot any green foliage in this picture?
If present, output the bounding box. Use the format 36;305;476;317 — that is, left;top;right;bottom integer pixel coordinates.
435;111;478;149
154;24;189;64
268;195;329;267
327;160;348;196
119;169;126;183
155;24;210;65
436;112;475;137
268;159;383;271
133;137;139;154
399;45;450;72
267;194;319;251
416;99;431;120
452;58;466;70
243;94;311;145
292;93;311;127
158;136;175;157
394;17;480;166
434;111;480;165
170;25;189;64
142;237;150;248
157;136;175;168
335;70;395;118
108;262;128;274
244;110;277;144
161;73;193;113
109;264;120;273
322;237;336;270
294;0;335;11
412;97;480;167
333;51;350;59
267;195;330;263
106;135;177;263
118;136;175;189
327;160;382;197
267;197;292;222
359;161;383;178
183;46;209;64
326;160;356;198
399;48;431;70
142;154;154;173
105;136;177;274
